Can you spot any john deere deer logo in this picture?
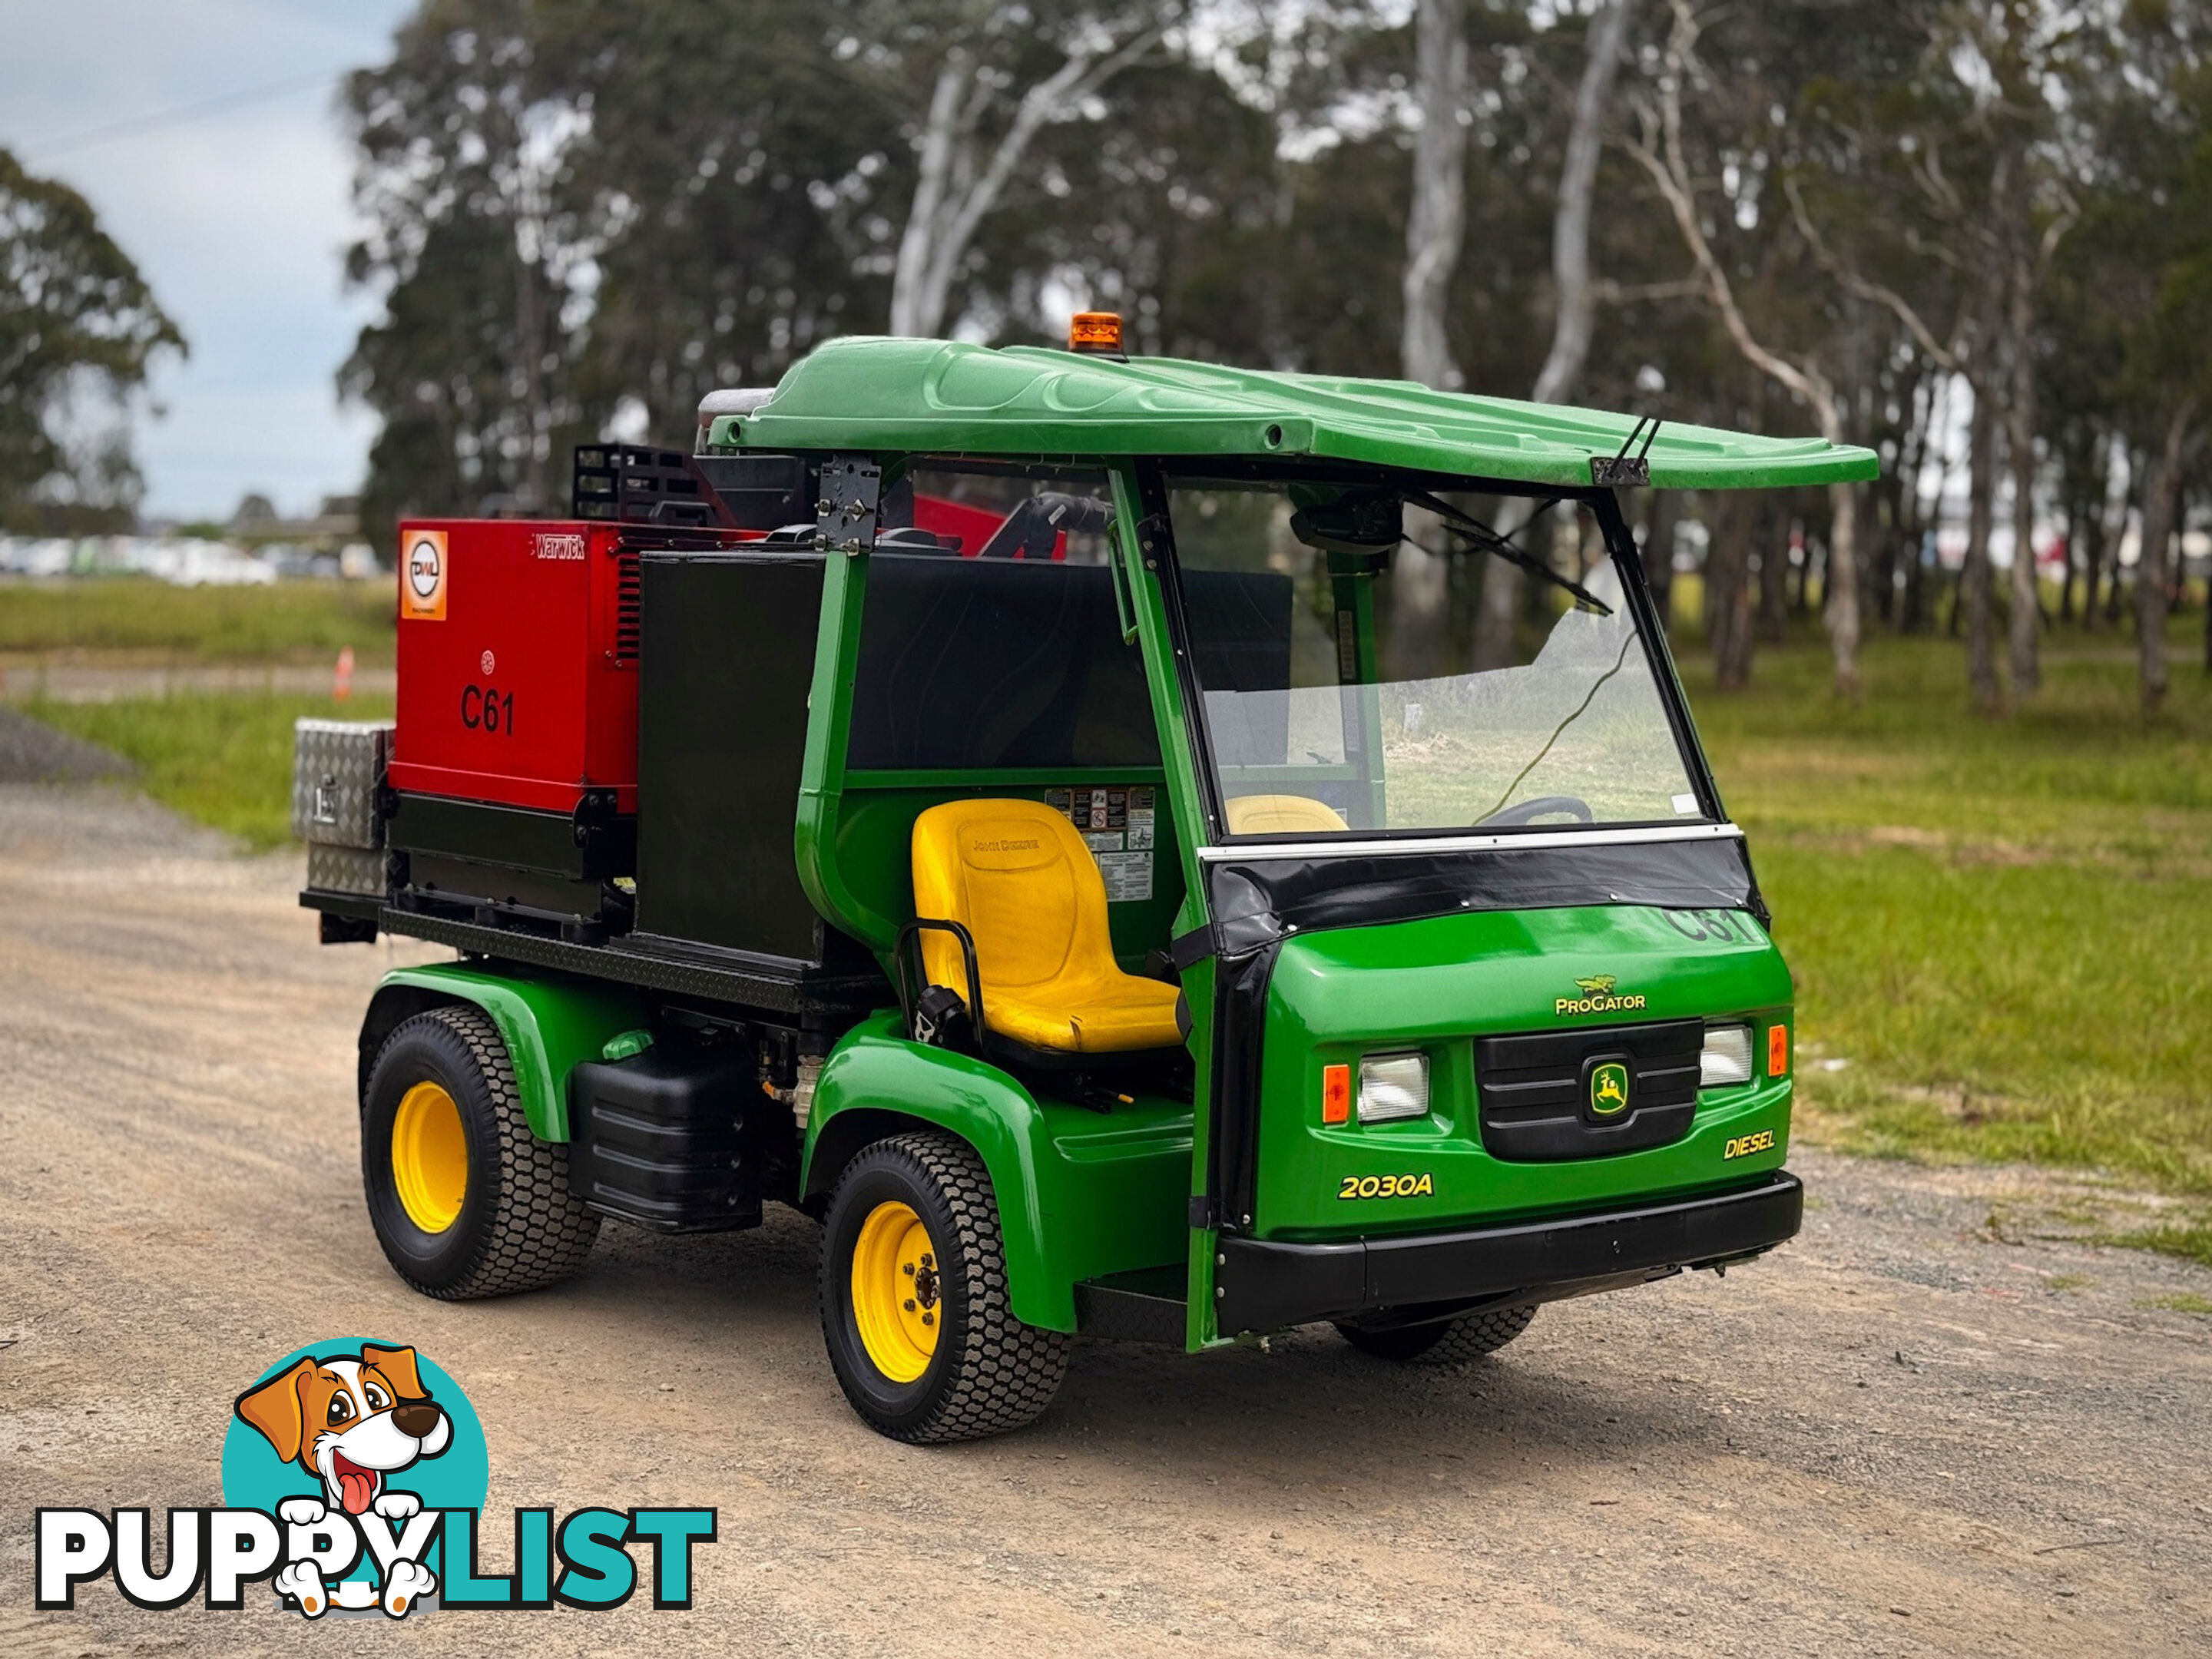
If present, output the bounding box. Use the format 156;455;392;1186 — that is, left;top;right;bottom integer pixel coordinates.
1589;1062;1631;1117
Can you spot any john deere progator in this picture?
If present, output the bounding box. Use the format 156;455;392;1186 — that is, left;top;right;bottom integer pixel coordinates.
297;316;1873;1442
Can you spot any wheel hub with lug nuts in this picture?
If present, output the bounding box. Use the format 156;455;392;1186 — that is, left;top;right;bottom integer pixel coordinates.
852;1200;942;1382
391;1080;468;1234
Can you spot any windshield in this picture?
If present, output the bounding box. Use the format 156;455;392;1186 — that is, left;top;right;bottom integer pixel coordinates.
1167;478;1703;837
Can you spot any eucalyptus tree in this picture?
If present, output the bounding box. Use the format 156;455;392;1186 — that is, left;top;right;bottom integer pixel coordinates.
342;0;594;535
846;0;1174;339
2050;0;2211;705
1402;0;1469;390
559;0;894;427
1627;0;1883;695
0;147;182;531
340;0;886;544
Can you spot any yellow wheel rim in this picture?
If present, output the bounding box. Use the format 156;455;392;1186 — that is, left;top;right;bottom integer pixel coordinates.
392;1081;469;1234
850;1200;941;1383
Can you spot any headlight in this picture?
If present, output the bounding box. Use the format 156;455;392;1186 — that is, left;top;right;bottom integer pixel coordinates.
1358;1053;1429;1122
1700;1024;1754;1087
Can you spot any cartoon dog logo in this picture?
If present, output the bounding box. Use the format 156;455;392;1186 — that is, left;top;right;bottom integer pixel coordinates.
234;1343;450;1616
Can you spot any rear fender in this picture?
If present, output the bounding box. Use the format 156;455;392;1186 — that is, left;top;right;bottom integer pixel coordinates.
361;965;651;1141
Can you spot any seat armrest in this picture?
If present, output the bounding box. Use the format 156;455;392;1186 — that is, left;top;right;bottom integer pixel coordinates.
893;917;985;1042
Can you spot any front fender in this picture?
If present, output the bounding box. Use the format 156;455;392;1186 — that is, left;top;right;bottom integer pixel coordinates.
803;1018;1194;1333
364;965;651;1141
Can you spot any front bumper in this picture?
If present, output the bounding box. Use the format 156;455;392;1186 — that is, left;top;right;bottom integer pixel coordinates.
1214;1170;1802;1336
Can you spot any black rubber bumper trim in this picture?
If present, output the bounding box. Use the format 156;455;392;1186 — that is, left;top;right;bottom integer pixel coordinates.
1215;1171;1803;1336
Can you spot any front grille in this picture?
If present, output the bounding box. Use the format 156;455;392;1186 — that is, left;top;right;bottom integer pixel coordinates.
1475;1018;1704;1161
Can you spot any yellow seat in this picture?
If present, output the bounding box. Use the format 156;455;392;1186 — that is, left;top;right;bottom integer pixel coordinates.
1224;794;1349;835
912;799;1184;1055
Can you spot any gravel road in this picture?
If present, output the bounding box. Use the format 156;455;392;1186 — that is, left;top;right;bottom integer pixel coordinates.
0;708;133;784
2;780;2208;1657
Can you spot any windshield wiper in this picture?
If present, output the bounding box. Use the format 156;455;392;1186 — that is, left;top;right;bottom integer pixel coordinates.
1471;628;1637;825
1401;488;1613;617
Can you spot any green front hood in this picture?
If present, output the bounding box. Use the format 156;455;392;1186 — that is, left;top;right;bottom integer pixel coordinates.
1250;903;1794;1240
1270;902;1791;1044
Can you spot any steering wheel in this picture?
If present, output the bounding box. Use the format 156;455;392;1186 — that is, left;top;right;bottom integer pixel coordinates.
1478;794;1594;828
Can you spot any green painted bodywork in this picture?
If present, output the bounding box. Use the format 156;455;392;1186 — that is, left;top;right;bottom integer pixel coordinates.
793;548;879;942
800;1015;1194;1331
1253;906;1792;1238
372;962;651;1141
363;352;1831;1359
790;509;1190;964
710;337;1878;491
1102;462;1235;1336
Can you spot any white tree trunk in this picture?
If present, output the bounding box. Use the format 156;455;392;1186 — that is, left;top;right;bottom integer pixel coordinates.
2136;399;2196;713
888;28;1160;340
2004;194;2042;697
1476;4;1631;657
1629;0;1860;694
1530;0;1633;406
888;57;971;338
1825;478;1860;698
1400;0;1468;389
1963;382;2001;711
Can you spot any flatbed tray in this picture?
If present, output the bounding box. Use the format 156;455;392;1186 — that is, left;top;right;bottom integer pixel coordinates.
300;888;889;1018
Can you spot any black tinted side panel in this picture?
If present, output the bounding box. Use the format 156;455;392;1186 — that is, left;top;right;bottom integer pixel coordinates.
637;553;826;959
847;555;1159;770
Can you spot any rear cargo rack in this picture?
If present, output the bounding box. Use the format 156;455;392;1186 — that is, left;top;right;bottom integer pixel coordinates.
571;443;724;525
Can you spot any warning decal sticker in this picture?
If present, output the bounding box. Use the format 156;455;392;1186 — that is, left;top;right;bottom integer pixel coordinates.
1047;786;1154;902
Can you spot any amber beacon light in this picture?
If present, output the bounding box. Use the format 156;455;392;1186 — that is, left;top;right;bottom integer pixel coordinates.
1068;311;1124;356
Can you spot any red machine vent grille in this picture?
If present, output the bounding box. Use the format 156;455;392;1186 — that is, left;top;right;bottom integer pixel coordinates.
614;551;641;664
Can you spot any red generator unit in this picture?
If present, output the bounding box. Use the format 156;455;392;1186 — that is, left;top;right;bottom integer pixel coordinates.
390;517;645;815
369;441;1070;946
379;444;789;941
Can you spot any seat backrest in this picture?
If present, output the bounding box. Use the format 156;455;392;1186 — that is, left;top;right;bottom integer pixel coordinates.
911;799;1116;998
1224;793;1349;835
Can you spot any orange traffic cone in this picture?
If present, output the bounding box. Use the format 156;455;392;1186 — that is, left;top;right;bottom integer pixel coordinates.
334;645;355;702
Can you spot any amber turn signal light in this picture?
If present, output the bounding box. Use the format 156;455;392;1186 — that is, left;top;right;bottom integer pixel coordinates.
1321;1063;1351;1125
1069;311;1124;355
1767;1023;1789;1077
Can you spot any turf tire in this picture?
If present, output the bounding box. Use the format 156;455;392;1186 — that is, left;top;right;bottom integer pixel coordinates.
1334;1303;1537;1363
362;1005;600;1299
820;1130;1070;1443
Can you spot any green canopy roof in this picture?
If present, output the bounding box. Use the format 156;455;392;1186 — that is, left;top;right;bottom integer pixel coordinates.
710;336;1877;491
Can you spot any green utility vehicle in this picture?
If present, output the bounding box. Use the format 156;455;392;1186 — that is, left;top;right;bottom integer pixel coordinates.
300;322;1873;1442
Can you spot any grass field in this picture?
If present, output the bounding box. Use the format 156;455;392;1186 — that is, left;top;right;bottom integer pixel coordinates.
0;576;396;661
1678;620;2212;1262
27;692;396;849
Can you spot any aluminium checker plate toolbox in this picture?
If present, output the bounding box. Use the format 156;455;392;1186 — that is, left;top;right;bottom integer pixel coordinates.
306;843;386;897
292;720;392;849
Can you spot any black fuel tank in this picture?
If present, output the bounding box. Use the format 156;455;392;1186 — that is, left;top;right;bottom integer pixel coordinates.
568;1043;761;1232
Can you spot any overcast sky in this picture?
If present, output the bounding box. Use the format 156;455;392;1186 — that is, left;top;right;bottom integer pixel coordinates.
2;0;415;524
